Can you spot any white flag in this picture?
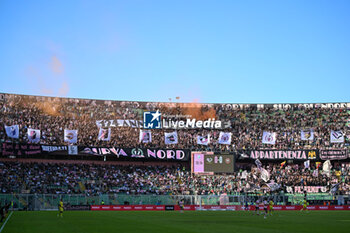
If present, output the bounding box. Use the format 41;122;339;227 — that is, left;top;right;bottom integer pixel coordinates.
241;170;248;180
267;182;281;191
301;129;314;141
4;125;19;139
322;160;332;177
139;130;152;143
262;131;276;145
304;160;310;169
64;129;78;144
260;168;270;182
68;145;78;155
164;131;178;144
98;128;111;141
197;134;210;145
27;128;41;143
330;130;344;143
218;132;232;145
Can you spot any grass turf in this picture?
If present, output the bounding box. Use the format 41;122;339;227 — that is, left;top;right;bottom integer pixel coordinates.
2;210;350;233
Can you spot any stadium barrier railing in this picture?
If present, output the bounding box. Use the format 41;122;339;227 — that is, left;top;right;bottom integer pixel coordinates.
0;194;349;211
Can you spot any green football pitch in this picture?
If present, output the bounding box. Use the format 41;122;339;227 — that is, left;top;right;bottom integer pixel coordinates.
1;211;350;233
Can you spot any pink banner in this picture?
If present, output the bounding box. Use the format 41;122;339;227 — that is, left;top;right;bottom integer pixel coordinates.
193;153;204;173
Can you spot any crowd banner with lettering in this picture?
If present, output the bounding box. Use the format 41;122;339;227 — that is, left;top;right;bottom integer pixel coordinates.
1;142;41;156
1;143;190;161
320;150;347;160
286;186;328;193
78;147;190;161
237;150;319;160
96;120;143;128
41;145;68;155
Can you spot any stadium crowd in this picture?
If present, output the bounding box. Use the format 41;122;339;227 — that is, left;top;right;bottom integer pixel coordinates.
0;161;349;195
0;93;349;151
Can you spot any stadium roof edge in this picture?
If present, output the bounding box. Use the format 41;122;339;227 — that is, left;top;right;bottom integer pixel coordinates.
0;92;349;105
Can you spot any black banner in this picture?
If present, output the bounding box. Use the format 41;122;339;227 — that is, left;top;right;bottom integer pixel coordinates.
1;142;41;156
165;205;175;211
41;145;68;155
65;205;90;211
1;143;189;161
78;147;190;161
238;150;319;160
320;150;348;160
204;154;234;173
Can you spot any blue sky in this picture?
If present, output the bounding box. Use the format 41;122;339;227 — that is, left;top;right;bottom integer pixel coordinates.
0;0;349;103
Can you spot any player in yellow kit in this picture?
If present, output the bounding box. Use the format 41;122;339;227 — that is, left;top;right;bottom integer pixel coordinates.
58;199;64;217
300;199;308;212
268;200;274;216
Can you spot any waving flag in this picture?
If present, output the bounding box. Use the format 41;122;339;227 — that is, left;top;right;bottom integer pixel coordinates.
98;128;111;141
267;182;281;191
255;159;262;171
165;131;178;144
218;132;232;145
262;131;276;144
260;168;270;182
301;129;314;141
4;125;19;139
316;162;321;169
322;160;332;177
139;130;152;143
330;130;344;143
304;160;310;169
27;128;40;143
197;134;210;145
330;183;340;195
280;160;286;168
64;129;78;144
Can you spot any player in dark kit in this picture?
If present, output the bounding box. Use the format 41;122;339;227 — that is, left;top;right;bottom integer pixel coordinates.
179;199;184;213
244;200;249;211
254;199;260;215
0;205;5;223
263;200;268;219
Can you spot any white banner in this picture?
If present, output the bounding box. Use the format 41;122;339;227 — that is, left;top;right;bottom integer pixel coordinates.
164;131;178;144
27;128;41;143
286;186;328;193
4;125;19;139
330;130;344;143
218;132;232;145
197;134;210;145
98;128;111;141
301;129;314;141
139;130;152;143
262;131;276;145
64;129;78;144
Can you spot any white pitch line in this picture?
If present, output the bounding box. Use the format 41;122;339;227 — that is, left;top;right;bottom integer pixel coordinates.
0;211;13;233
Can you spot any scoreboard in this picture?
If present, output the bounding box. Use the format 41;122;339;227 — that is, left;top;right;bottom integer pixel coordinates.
191;151;234;174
